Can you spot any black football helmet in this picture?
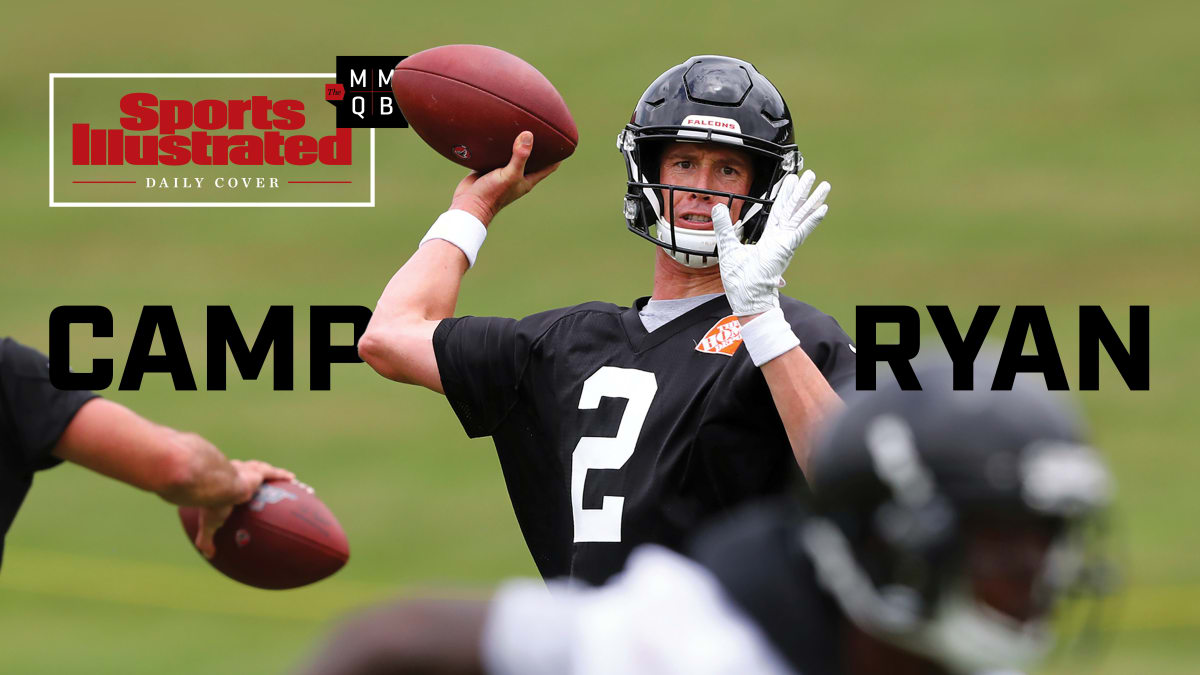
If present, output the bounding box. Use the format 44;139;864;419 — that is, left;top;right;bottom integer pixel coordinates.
618;55;800;267
801;361;1115;673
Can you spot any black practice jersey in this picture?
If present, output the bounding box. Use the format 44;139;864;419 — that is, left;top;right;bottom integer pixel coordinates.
689;497;843;675
0;338;97;570
433;294;855;584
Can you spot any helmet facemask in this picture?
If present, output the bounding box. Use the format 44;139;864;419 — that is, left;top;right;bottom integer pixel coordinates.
802;413;1116;674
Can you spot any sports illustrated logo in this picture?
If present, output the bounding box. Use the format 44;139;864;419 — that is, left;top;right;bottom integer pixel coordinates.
696;315;743;356
681;115;742;133
70;95;347;166
249;484;300;512
453;145;471;159
49;73;374;207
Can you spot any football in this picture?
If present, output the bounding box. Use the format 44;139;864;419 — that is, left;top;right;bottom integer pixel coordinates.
391;44;578;173
179;479;349;590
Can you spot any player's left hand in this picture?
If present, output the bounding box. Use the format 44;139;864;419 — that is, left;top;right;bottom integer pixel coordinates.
712;170;830;317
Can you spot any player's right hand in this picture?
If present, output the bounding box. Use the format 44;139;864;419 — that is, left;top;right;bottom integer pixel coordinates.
194;459;295;559
449;131;561;227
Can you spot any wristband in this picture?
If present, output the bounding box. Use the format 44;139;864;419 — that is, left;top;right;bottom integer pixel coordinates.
739;307;801;367
419;209;488;268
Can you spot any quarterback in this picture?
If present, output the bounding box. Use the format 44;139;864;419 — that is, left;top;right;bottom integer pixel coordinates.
359;55;856;583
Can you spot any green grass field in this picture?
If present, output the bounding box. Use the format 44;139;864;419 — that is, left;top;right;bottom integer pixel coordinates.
2;1;1197;672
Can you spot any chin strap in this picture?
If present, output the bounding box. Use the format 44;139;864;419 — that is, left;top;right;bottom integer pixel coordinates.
909;589;1051;675
654;216;744;269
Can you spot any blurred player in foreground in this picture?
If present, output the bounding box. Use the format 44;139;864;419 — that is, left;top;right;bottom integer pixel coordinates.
0;337;293;567
360;55;854;585
298;362;1113;675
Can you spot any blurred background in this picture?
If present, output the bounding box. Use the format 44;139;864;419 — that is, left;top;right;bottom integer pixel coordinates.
2;1;1196;672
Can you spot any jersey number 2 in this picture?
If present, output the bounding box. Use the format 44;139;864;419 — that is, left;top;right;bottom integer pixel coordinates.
572;366;658;543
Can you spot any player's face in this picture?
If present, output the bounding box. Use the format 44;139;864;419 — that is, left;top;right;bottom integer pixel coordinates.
658;142;755;231
964;519;1058;622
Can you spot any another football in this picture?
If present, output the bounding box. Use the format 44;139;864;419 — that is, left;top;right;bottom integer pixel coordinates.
179;479;349;590
391;44;578;173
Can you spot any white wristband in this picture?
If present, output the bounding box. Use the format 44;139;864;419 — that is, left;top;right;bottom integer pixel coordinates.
739;307;800;367
419;209;488;268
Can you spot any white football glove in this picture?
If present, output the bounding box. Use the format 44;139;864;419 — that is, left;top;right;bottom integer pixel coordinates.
712;170;830;317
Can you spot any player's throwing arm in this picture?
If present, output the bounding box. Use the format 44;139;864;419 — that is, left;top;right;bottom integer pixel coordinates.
357;132;560;392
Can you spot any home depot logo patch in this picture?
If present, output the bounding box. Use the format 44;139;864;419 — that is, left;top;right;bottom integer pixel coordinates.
696;315;743;356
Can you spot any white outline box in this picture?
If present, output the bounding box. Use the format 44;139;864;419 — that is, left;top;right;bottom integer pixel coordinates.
49;73;375;208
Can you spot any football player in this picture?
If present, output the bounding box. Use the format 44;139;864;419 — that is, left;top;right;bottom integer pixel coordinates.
298;362;1114;675
0;337;294;567
359;55;855;584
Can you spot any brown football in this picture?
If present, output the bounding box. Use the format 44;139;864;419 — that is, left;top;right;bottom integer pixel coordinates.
391;44;578;173
179;479;349;590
